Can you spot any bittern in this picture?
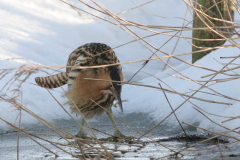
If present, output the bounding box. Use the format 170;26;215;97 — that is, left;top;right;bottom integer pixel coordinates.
35;43;124;138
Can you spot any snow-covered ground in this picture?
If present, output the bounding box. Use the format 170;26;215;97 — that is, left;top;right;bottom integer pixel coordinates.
1;0;240;141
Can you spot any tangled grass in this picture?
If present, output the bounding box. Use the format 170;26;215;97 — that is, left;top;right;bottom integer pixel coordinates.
1;0;240;159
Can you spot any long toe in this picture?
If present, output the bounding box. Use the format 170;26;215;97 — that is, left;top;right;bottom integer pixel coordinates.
113;130;136;143
113;129;125;139
76;131;91;139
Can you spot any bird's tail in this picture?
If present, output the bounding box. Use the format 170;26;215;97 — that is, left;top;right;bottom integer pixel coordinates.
35;72;68;88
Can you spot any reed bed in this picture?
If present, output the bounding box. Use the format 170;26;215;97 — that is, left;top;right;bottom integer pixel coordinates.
1;0;240;159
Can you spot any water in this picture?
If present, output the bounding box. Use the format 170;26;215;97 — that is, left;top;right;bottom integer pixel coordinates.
1;113;240;160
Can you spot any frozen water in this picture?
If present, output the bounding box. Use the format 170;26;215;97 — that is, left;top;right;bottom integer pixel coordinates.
0;0;240;143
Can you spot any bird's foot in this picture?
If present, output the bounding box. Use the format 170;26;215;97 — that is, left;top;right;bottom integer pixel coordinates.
111;130;127;142
113;130;136;143
75;131;91;140
113;130;125;139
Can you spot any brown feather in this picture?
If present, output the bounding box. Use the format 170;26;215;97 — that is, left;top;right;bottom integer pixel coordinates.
35;43;123;119
35;72;68;88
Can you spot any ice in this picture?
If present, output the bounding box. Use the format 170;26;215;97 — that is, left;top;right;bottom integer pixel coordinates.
0;0;240;140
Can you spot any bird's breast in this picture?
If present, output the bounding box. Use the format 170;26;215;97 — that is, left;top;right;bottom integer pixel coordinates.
67;68;113;106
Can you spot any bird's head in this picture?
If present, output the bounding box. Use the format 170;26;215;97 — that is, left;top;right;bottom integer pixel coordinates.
108;65;123;112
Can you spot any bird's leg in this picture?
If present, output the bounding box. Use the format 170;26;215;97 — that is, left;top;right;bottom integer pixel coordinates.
106;108;125;138
76;117;89;139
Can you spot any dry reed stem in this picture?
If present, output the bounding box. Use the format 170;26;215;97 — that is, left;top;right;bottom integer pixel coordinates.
220;56;240;59
64;91;113;159
136;74;237;140
186;0;239;48
16;43;240;75
0;91;94;158
192;0;235;24
193;104;237;119
85;0;157;20
140;73;238;141
61;0;233;36
142;71;189;140
167;73;240;102
188;89;238;100
162;7;189;71
90;99;183;154
49;89;112;159
83;3;240;132
212;141;240;159
86;78;232;105
46;89;99;159
202;65;240;78
193;107;240;135
213;57;240;79
0;117;61;157
128;2;234;80
90;0;229;80
183;122;240;141
0;65;185;158
130;0;191;22
184;80;240;97
183;141;237;152
69;0;240;41
1;91;77;140
160;124;240;159
141;53;240;141
222;115;240;123
17;108;21;160
215;137;224;160
62;0;240;76
47;89;94;138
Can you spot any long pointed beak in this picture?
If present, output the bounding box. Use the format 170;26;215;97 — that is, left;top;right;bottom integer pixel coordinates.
110;83;123;112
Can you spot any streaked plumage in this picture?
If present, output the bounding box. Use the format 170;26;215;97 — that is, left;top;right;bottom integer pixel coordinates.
35;72;68;88
35;43;124;138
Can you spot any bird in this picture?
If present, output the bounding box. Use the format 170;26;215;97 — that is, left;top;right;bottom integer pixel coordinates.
35;43;124;139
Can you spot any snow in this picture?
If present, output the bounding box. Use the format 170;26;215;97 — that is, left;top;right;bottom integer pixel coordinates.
0;0;240;139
